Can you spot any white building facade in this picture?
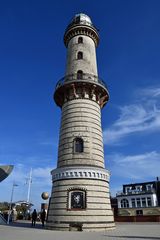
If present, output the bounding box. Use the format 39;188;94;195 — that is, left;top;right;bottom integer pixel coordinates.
117;181;160;216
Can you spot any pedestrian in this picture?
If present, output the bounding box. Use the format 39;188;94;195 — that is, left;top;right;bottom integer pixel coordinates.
40;209;46;227
31;209;37;227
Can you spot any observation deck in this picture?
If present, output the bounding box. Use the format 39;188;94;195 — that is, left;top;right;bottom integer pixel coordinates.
54;73;109;108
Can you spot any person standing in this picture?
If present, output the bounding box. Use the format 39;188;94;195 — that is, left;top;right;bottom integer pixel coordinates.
40;209;46;227
31;209;37;227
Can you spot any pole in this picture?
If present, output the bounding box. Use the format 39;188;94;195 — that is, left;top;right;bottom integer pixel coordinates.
7;182;18;224
27;168;32;203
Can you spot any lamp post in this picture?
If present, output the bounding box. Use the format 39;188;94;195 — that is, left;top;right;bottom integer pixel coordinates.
7;182;18;224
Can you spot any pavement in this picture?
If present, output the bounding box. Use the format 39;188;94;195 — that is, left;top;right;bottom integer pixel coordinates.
0;221;160;240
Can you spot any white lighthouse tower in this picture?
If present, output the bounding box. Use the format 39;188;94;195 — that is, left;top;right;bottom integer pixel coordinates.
47;13;115;231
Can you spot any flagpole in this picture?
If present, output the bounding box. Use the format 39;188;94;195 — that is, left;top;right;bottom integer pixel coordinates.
27;168;32;203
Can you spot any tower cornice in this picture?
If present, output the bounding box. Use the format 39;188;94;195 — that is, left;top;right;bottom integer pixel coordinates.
64;25;99;47
51;166;110;183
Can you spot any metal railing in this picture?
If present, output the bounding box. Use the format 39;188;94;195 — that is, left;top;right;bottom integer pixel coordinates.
55;73;108;90
116;189;156;196
65;20;98;32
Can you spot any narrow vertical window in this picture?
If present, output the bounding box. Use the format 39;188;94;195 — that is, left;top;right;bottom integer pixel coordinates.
77;70;83;80
147;197;152;207
142;198;146;207
136;198;141;207
131;198;136;208
78;37;83;43
77;51;83;59
74;138;83;153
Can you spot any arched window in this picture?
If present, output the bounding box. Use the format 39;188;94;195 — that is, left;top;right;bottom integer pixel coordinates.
121;199;129;208
78;37;83;44
77;51;83;59
77;70;83;80
74;138;84;153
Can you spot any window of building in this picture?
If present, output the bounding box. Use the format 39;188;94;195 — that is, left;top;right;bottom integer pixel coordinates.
142;198;146;207
121;199;129;208
131;198;136;208
78;37;83;43
135;185;142;192
136;198;141;207
125;187;131;193
68;189;86;210
146;184;153;191
75;16;80;24
147;197;152;207
77;51;83;59
136;210;143;216
74;138;84;153
77;70;83;80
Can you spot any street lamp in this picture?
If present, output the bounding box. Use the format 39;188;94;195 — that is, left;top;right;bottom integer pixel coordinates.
7;182;18;224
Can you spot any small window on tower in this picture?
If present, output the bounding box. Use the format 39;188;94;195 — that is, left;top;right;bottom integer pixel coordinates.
74;138;84;153
78;37;83;44
77;51;83;59
77;70;83;80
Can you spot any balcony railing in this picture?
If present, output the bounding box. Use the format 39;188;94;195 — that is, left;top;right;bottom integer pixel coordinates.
116;189;156;196
65;20;98;33
55;73;108;91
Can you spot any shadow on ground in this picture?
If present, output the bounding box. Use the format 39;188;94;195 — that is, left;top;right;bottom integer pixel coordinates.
104;235;160;240
8;220;44;230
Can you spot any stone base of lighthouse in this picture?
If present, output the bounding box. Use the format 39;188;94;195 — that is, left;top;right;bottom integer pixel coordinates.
46;167;115;231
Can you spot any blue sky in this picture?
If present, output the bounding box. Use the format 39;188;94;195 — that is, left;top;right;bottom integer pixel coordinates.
0;0;160;210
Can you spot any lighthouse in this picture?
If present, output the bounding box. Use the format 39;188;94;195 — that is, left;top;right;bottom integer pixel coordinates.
47;13;115;231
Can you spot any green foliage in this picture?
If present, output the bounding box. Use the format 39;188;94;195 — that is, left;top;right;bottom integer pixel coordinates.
0;202;9;211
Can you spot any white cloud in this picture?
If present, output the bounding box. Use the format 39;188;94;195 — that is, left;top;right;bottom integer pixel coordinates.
108;151;160;180
32;167;53;186
33;167;52;179
103;86;160;145
138;87;160;98
108;151;160;196
0;164;54;210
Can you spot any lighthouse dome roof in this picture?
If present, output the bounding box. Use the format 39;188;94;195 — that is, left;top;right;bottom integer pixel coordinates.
70;13;92;26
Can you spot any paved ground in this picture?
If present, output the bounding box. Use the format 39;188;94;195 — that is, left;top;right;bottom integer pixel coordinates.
0;221;160;240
